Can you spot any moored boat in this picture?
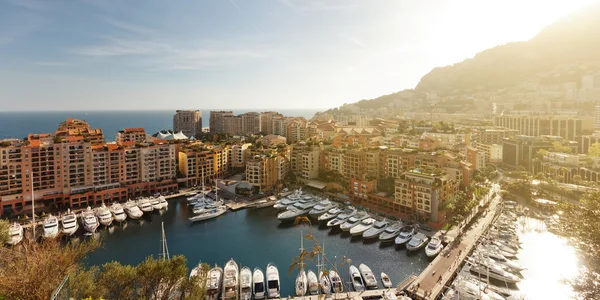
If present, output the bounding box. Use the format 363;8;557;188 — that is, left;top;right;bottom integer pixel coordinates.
318;207;343;222
394;225;416;246
189;206;227;223
157;195;168;210
329;269;343;293
359;263;378;289
123;200;143;219
295;269;307;296
205;265;223;300
306;270;319;295
222;259;239;300
253;267;266;300
349;265;365;292
43;213;60;239
80;207;99;233
95;203;113;227
340;211;369;231
7;222;23;245
150;196;162;210
319;270;332;294
109;202;127;223
239;266;252;300
425;237;444;258
136;198;154;213
363;219;390;239
308;199;338;218
61;209;79;236
326;207;357;227
350;217;376;236
379;222;404;242
266;263;280;299
381;272;392;288
406;232;429;252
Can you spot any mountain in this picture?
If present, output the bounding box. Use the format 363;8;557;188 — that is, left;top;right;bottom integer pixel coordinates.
414;3;600;95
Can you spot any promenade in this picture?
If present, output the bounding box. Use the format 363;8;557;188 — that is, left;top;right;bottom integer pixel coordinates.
402;193;502;299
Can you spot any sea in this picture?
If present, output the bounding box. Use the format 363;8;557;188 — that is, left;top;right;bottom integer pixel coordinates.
85;197;430;297
0;109;321;141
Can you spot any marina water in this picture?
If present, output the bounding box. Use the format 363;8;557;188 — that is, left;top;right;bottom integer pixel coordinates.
85;197;430;297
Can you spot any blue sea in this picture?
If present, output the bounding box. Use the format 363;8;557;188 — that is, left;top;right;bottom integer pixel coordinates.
0;109;320;141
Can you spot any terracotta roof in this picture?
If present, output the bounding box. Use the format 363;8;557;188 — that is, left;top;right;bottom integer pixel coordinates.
124;128;145;133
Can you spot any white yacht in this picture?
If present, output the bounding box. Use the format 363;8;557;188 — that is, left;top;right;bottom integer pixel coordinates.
277;201;317;222
150;196;162;211
350;217;377;236
7;222;23;245
123;200;143;220
326;207;357;227
394;226;416;246
406;232;429;252
381;272;392;288
468;262;521;284
295;269;307;296
189;206;227;223
318;207;343;222
425;237;444;258
157;196;168;210
308;200;338;218
329;270;343;293
205;266;223;300
253;267;266;300
136;198;154;213
266;263;280;299
61;209;79;236
470;254;525;275
379;222;404;242
43;214;60;239
109;202;127;223
273;197;299;210
95;203;113;227
193;199;224;214
306;270;319;295
359;264;378;289
319;270;332;294
239;266;252;300
222;259;239;300
452;279;506;300
340;212;369;231
363;219;390;239
484;244;517;259
80;207;99;233
349;265;365;292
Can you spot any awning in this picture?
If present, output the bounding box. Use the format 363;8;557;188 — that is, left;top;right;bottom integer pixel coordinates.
306;182;326;190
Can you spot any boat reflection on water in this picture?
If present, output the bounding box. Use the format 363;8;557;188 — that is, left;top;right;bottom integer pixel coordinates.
517;216;581;300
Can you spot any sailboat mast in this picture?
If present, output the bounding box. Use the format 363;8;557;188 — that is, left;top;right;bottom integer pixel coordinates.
161;222;170;260
201;168;205;191
299;229;305;270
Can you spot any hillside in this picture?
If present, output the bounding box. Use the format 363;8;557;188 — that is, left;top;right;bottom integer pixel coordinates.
414;3;600;95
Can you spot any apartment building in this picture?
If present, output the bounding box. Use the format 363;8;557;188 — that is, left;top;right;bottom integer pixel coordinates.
502;135;576;170
178;146;231;187
55;118;104;145
241;112;261;135
245;154;288;193
470;127;517;146
466;147;486;171
260;111;283;135
476;143;503;164
395;168;456;224
336;114;368;127
492;115;582;141
209;111;234;133
286;118;308;143
323;148;345;175
173;110;202;138
343;150;367;180
349;178;377;202
223;115;243;135
231;143;252;169
116;128;147;145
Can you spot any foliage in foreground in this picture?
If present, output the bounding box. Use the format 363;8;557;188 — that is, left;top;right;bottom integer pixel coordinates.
0;231;208;300
559;190;600;299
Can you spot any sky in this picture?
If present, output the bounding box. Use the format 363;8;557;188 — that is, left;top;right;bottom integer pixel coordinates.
0;0;595;111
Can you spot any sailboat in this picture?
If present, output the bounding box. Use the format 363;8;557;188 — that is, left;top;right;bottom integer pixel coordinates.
318;238;332;294
155;222;183;300
295;229;307;296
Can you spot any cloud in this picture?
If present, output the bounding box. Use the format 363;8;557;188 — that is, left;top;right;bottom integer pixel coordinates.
103;18;160;37
341;34;369;49
5;0;48;11
72;38;167;56
228;0;241;11
277;0;358;12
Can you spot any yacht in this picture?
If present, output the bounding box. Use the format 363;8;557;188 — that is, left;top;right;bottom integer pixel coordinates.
109;202;127;223
266;263;280;299
189;206;227;223
318;207;343;222
394;226;416;246
123;200;143;220
273;197;299;210
7;222;23;245
379;222;404;242
468;262;521;284
340;212;369;231
452;280;505;300
308;200;338;218
136;198;154;213
471;253;525;273
80;207;99;233
253;268;266;300
329;270;343;293
319;270;332;294
381;272;392;288
205;266;223;300
43;214;60;239
150;197;162;211
157;195;169;210
326;207;357;227
193;199;224;214
425;237;444;258
95;203;113;227
295;269;307;296
239;266;252;300
406;232;429;252
61;209;79;236
349;265;365;292
350;217;377;236
363;219;390;239
359;264;378;289
306;270;318;295
484;244;517;259
277;201;317;222
222;259;239;300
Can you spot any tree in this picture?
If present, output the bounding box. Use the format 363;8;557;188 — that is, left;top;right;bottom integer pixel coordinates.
0;220;8;245
588;143;600;157
559;190;600;298
551;141;572;154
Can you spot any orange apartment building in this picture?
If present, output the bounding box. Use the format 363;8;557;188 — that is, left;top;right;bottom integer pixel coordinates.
0;122;178;216
178;146;231;187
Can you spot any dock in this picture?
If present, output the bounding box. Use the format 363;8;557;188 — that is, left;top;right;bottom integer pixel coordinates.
404;194;502;299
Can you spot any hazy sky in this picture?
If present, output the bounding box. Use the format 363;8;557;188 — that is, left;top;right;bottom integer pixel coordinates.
0;0;594;111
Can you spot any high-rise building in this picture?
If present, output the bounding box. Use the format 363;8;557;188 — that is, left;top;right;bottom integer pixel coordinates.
241;112;261;135
173;110;202;138
260;112;283;134
595;106;600;130
492;115;582;141
209;111;234;133
223;115;243;135
116;128;147;145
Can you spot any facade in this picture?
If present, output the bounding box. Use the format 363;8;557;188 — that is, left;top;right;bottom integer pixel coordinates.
241;112;261;135
492;115;582;141
178;146;231;187
471;127;518;146
502;136;562;170
466;147;486;171
223;115;243;135
349;178;377;202
301;148;320;179
342;150;367;180
55;118;104;145
576;134;600;154
245;154;288;193
231;143;252;169
336;114;369;127
476;143;503;164
220;112;262;135
209;111;234;133
286;118;308;143
173;110;202;138
260;112;283;135
116;128;147;145
596;106;600;130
